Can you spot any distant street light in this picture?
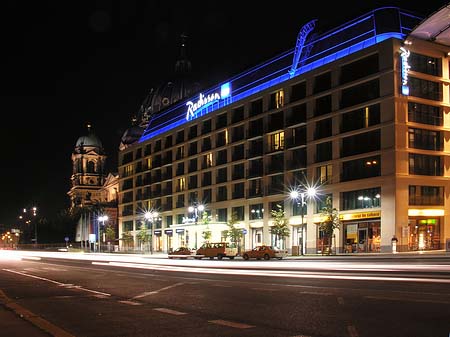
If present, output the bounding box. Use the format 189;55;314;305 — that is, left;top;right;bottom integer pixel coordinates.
98;214;109;252
289;186;317;255
144;211;159;254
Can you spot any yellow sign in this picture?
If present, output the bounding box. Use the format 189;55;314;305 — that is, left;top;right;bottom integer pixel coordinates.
340;211;381;221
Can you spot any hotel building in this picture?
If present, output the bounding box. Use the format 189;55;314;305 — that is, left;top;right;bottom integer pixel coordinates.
117;6;450;254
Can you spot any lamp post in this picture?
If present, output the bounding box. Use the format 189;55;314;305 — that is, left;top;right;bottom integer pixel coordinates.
289;187;316;255
98;214;108;252
188;202;204;248
144;210;159;254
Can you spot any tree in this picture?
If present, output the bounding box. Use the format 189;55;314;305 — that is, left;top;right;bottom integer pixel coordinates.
269;204;290;249
201;212;212;243
226;212;243;254
120;231;134;251
136;223;151;252
317;196;341;255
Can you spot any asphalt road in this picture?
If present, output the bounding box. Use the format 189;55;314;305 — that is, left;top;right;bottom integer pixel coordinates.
0;251;449;337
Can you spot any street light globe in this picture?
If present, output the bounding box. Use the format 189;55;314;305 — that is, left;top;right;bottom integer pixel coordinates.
306;187;317;198
290;190;299;199
188;206;194;213
198;204;205;212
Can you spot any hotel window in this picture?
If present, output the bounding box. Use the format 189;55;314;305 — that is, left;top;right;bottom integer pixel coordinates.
175;177;186;192
316;164;332;185
216;167;227;183
176;194;185;208
287;103;306;126
164;135;172;148
314;118;332;140
408;52;441;76
144;144;151;156
188;141;197;156
202;171;212;186
122;220;133;232
408;102;442;126
409;185;444;206
232;163;245;180
232;182;245;199
315;193;331;213
216;149;227;165
408;128;443;151
248;118;263;138
176;162;184;176
269;201;284;214
232;143;244;161
248;178;262;197
290;81;306;102
188;125;197;139
340;54;379;85
231;125;244;142
313;71;331;94
341;104;380;133
249;99;263;117
268;111;284;132
154;139;161;152
216;113;227;129
341;187;381;210
231;106;244;123
250;203;264;220
216;129;228;147
202;137;211;152
341;156;380;182
217;208;227;222
202;188;211;204
232;206;244;221
176;130;184;144
409;153;443;176
202;119;212;134
188;158;197;173
123;164;133;177
316;141;332;163
176;145;184;160
202;153;213;169
269;89;284;110
314;94;332;117
188;175;197;189
408;77;441;101
341;130;380;157
340;79;379;109
217;186;227;202
268;131;284;152
122;152;133;165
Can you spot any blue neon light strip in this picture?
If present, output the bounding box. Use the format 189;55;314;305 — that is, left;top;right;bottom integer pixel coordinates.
139;7;422;142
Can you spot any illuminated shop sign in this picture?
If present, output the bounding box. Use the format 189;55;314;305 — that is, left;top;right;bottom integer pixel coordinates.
400;46;410;95
340;211;381;221
185;82;231;121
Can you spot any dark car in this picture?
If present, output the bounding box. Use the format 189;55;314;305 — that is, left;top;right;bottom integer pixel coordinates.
168;247;194;259
242;245;288;260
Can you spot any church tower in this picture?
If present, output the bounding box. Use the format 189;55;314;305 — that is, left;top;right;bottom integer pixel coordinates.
68;123;107;209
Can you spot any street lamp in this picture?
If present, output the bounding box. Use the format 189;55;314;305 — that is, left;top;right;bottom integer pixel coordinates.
188;202;205;249
289;186;316;255
98;214;108;252
144;210;159;254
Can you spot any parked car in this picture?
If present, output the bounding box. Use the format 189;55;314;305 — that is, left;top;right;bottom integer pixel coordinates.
195;242;238;260
168;247;194;259
242;245;288;260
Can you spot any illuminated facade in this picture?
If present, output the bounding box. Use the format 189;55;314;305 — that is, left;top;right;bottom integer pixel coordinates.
118;6;450;254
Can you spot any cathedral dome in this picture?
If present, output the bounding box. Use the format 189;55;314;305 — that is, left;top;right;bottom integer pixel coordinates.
75;124;104;153
119;34;202;150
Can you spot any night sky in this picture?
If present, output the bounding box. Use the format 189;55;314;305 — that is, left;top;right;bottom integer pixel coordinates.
0;1;446;227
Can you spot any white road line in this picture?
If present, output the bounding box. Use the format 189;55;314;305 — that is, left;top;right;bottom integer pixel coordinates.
132;282;184;299
291;335;311;337
3;269;111;297
299;291;332;296
153;308;187;315
364;295;450;304
118;300;142;306
347;325;359;337
209;319;255;329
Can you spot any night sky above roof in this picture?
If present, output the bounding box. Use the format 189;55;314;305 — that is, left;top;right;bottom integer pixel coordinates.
0;0;446;227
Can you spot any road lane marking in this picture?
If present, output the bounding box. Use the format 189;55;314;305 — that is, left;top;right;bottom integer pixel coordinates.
0;289;75;337
364;295;450;304
3;269;111;297
118;300;142;306
347;325;359;337
132;282;184;299
154;308;187;315
209;319;255;329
